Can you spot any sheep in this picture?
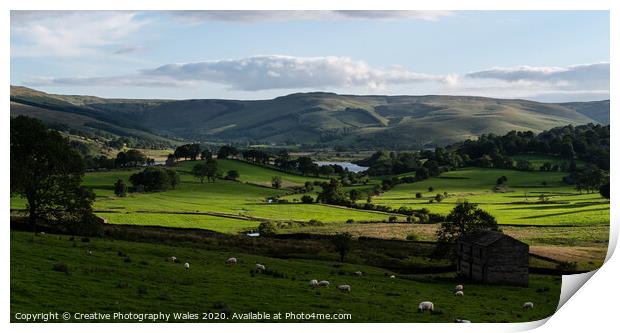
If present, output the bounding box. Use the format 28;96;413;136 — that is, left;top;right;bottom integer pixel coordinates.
87;249;93;255
418;301;434;313
184;262;190;269
523;302;534;309
454;291;464;297
455;284;464;292
170;256;178;263
255;263;266;272
309;279;319;288
337;284;351;293
455;318;471;323
389;275;396;279
317;280;330;287
354;271;363;276
225;257;237;265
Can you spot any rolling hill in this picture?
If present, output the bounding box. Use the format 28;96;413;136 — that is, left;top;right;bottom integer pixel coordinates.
10;86;608;149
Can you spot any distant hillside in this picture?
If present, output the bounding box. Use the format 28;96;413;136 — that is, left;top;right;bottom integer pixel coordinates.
10;86;608;149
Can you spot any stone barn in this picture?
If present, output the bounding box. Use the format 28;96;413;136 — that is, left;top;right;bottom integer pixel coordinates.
457;231;529;287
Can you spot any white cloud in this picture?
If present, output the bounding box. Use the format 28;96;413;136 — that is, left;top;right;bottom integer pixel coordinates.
168;10;453;23
465;62;609;90
11;11;149;57
26;55;454;91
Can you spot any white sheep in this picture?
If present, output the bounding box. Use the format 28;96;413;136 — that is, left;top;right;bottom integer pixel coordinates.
337;284;351;293
225;257;237;265
454;291;464;297
455;284;464;291
390;275;396;279
87;250;93;255
184;262;190;269
418;301;434;313
170;256;178;263
317;280;330;287
309;279;319;288
255;263;266;272
523;302;534;309
354;271;363;276
455;318;471;323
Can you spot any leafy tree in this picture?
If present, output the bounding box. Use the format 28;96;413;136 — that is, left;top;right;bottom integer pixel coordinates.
258;221;277;236
349;189;361;202
436;202;498;243
271;176;282;189
226;170;240;181
296;156;317;175
11;116;95;230
496;176;508;185
428;186;434;192
217;145;238;159
331;233;352;262
166;169;180;189
192;160;219;183
114;179;127;197
434;193;444;203
515;160;533;171
316;179;349;205
415;192;423;199
129;167;174;192
115;149;147;167
301;195;314;204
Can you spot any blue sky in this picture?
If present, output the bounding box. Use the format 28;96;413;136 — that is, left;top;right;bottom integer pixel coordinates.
10;10;609;101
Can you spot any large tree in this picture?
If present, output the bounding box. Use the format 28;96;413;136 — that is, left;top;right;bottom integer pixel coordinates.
11;116;94;230
436;202;498;243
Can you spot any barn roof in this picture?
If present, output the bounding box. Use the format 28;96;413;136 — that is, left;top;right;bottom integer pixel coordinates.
458;230;524;247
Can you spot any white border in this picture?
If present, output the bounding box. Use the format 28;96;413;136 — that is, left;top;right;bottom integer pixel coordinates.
3;1;617;332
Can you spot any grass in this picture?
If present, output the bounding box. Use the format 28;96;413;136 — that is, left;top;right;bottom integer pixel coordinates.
372;168;609;226
10;230;560;323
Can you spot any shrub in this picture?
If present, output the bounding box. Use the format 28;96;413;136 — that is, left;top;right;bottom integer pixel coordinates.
428;186;434;192
301;195;314;204
435;193;444;203
415;192;423;199
388;215;398;222
52;262;69;274
258;221;277;236
346;219;355;224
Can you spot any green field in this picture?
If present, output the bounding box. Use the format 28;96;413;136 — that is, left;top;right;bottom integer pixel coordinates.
10;230;560;323
372;168;609;226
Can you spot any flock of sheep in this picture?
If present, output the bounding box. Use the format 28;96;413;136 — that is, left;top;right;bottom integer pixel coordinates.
167;255;535;323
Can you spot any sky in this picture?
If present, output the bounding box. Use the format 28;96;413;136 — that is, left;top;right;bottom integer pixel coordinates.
10;10;610;102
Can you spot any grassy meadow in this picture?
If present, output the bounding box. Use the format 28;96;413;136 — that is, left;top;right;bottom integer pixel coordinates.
11;230;560;323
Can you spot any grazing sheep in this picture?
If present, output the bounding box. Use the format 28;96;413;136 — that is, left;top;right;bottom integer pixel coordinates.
170;256;178;263
418;301;434;313
337;284;351;293
225;257;237;265
317;280;330;287
309;279;319;288
255;263;266;272
454;291;464;297
389;275;396;279
455;284;464;291
354;271;363;276
184;262;190;269
455;318;471;323
523;302;534;309
87;250;93;255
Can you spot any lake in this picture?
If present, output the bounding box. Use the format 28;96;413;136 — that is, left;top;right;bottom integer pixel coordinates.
316;161;368;173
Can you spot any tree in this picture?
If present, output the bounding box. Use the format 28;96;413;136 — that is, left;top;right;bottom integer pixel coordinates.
258;221;277;236
600;183;610;199
115;149;147;167
415;192;423;199
349;189;361;202
496;176;508;185
301;195;314;204
316;179;349;205
271;176;282;189
434;193;444;203
192;163;209;183
331;233;352;262
217;145;238;159
226;170;240;181
166;169;180;189
428;186;434;192
11;116;95;230
129;167;174;192
296;156;317;175
436;202;498;243
515;160;533;171
114;179;127;197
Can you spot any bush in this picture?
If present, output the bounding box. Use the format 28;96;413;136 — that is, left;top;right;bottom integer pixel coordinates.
388;215;398;222
346;219;355;224
258;221;277;236
428;186;434;192
415;192;423;198
52;262;69;274
301;195;314;204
